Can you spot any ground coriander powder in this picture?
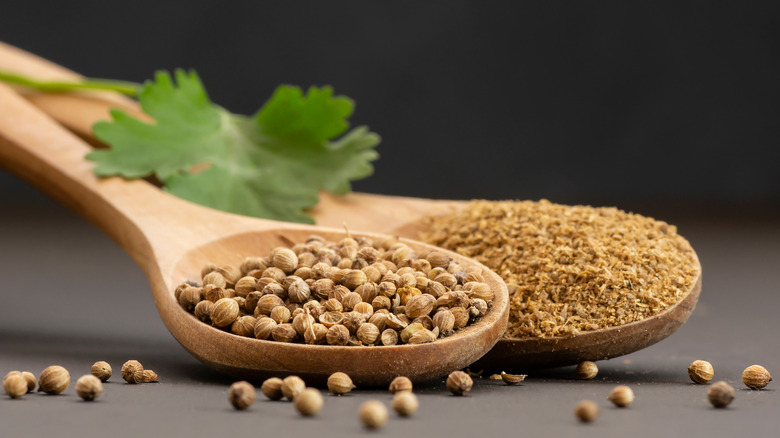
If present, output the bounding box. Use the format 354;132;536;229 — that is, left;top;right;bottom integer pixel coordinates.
421;200;699;338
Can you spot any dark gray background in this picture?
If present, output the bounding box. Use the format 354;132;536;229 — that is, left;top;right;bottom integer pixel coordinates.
2;2;779;437
1;1;780;209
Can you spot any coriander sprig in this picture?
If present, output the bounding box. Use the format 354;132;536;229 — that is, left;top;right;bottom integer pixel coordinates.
0;69;380;224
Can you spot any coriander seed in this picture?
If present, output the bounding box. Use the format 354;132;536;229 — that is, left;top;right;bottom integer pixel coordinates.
326;324;350;346
446;371;473;396
742;365;772;389
575;361;598;380
211;297;240;327
254;317;277;340
121;360;144;384
294;388;324;416
21;371;36;393
281;375;306;400
91;361;112;382
228;381;256;410
327;372;355;395
389;376;413;394
3;372;27;399
574;400;599;422
272;323;298;343
607;385;634;407
38;365;70;394
688;360;714;384
139;370;159;383
707;381;735;408
500;372;527;386
272;248;298;274
75;375;103;401
261;377;284;400
381;329;399;346
392;391;419;417
359;400;388;429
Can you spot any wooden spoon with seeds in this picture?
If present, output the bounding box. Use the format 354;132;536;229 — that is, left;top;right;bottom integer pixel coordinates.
0;41;702;370
0;81;508;385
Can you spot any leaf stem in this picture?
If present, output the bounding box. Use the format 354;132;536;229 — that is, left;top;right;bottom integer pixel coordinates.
0;70;140;96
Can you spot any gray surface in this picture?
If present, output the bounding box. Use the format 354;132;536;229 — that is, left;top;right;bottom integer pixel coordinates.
1;186;779;437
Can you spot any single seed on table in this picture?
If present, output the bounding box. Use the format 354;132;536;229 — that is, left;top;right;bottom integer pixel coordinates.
446;371;473;396
21;371;36;392
228;381;256;410
327;372;356;395
575;361;598;380
742;365;772;389
75;375;103;401
261;377;284;400
281;375;306;400
392;391;419;417
607;385;634;407
707;381;735;408
139;370;159;383
359;400;389;429
38;365;70;394
574;400;599;422
121;360;145;384
294;388;324;416
389;376;413;393
687;360;714;384
3;372;27;398
500;371;527;385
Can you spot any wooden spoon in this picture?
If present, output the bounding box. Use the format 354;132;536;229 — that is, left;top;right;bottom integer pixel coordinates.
0;82;509;385
0;41;703;369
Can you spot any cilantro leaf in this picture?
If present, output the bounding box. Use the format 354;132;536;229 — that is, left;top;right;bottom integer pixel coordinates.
87;70;380;223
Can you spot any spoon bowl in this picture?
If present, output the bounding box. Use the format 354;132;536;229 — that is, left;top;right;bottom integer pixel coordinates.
0;41;702;370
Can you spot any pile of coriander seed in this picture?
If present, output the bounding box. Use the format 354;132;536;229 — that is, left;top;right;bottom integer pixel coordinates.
175;234;494;346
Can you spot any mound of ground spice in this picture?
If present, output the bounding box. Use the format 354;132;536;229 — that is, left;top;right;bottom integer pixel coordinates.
420;200;699;338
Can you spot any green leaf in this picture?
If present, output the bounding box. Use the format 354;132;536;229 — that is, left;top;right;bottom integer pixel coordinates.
87;70;380;223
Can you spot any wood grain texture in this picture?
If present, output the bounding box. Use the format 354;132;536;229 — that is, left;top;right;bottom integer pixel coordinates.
0;41;703;370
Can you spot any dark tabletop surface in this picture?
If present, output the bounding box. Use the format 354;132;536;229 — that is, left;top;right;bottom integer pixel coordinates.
1;185;778;438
